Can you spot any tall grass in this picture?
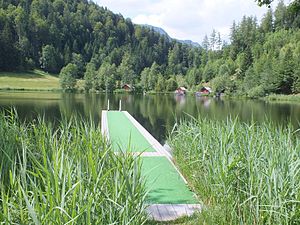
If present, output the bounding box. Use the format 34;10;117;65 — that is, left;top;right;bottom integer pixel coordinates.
265;94;300;102
0;110;147;224
169;117;300;224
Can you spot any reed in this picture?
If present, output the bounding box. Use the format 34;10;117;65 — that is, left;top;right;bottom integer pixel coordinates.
264;94;300;102
169;117;300;224
0;110;147;224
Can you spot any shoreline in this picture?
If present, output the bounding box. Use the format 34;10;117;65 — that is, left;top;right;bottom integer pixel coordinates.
1;70;299;103
1;89;299;104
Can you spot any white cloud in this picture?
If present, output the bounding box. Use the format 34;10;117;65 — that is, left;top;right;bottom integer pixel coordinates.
133;14;163;27
94;0;286;44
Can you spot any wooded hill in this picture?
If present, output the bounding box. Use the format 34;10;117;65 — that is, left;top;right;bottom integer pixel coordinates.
0;0;299;96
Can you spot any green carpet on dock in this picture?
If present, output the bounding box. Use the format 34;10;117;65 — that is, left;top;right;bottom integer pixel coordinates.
107;111;156;152
106;111;198;205
142;157;198;204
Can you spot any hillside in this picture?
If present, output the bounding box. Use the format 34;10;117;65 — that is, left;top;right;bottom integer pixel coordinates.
0;0;200;75
0;0;299;96
141;24;200;47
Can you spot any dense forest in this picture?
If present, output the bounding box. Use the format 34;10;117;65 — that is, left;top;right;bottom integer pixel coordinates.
0;0;299;96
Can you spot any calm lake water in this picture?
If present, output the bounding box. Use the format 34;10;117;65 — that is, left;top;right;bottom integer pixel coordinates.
0;91;299;144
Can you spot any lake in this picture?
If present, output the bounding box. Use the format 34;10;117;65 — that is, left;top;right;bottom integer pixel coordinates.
0;91;299;144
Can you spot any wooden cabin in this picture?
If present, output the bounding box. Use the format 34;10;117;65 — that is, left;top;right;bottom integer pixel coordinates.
200;87;212;94
196;87;212;96
175;87;187;95
122;84;132;91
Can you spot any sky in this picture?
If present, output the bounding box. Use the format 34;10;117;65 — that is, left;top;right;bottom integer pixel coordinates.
94;0;289;44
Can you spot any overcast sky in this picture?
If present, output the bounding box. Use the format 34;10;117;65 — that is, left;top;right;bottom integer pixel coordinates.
94;0;289;44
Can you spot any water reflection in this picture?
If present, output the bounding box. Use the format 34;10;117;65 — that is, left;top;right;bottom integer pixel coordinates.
0;91;299;143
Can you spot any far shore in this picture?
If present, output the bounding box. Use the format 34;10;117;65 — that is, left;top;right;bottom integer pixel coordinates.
1;70;299;103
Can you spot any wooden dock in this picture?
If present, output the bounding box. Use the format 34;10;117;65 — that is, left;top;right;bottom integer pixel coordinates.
101;110;201;221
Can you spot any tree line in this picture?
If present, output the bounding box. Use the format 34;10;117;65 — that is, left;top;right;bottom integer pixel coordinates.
0;0;299;96
207;0;300;96
0;0;201;91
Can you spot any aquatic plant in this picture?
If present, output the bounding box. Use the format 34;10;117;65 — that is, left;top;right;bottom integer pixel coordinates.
0;110;147;224
169;117;300;224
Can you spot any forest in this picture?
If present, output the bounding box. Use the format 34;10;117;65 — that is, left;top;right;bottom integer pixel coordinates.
0;0;299;96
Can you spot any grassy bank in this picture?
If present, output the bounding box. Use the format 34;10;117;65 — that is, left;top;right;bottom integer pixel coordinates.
0;70;60;91
169;117;300;224
264;94;300;103
0;110;147;224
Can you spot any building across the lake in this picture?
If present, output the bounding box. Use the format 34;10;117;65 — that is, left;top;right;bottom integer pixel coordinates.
175;87;187;95
196;87;212;96
122;84;132;91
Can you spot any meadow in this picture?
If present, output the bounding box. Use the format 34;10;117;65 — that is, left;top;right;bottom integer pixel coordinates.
0;70;60;91
169;117;300;224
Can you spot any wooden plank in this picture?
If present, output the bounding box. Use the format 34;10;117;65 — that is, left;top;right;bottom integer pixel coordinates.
101;110;109;139
146;204;162;221
147;204;201;221
113;152;164;157
159;205;173;221
139;152;164;157
186;204;202;216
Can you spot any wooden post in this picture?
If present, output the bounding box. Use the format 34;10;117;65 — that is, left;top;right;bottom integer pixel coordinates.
119;100;122;111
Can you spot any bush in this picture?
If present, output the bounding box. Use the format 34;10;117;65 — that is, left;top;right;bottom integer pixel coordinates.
211;75;229;93
247;85;266;98
166;77;178;91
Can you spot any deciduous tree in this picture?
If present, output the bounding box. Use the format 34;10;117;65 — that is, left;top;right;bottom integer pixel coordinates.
59;63;77;91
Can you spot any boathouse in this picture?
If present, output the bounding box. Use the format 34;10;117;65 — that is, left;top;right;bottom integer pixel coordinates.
122;84;132;91
199;87;212;94
175;87;187;95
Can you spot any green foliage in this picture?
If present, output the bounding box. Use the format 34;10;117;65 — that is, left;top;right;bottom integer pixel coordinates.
0;0;299;96
186;67;200;88
166;77;178;91
202;0;300;97
0;111;147;224
211;75;230;93
256;0;274;7
277;45;295;94
265;93;300;101
155;74;166;92
98;62;117;92
170;118;300;224
293;73;300;93
0;0;199;86
84;62;96;91
203;63;216;82
59;63;77;91
247;85;266;98
118;53;136;86
176;74;188;88
71;53;85;78
0;16;21;71
140;67;151;91
260;9;274;33
40;45;58;73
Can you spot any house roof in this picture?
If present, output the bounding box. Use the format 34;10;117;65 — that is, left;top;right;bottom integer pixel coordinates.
204;87;212;92
122;84;131;88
